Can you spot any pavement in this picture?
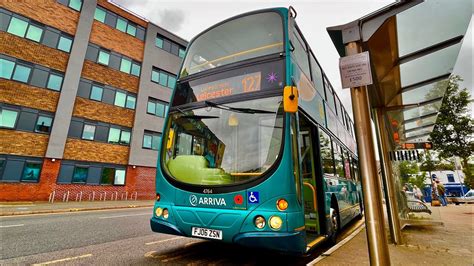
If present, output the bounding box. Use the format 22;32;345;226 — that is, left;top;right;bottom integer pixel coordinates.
309;204;474;265
0;200;155;216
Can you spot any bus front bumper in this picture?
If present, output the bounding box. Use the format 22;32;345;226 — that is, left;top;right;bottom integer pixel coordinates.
234;231;306;254
150;218;185;236
151;218;306;254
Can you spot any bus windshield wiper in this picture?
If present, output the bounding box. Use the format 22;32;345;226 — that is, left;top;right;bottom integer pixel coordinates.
204;100;275;114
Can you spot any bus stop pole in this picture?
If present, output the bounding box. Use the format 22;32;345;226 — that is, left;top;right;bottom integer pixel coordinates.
375;108;403;245
345;42;391;265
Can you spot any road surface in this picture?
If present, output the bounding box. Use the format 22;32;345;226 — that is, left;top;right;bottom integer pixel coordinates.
0;207;363;265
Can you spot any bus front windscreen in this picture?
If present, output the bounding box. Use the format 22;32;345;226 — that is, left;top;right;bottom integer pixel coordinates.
163;97;284;186
180;12;284;77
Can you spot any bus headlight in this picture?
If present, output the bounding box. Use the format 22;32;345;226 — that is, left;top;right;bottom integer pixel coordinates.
155;207;163;217
163;208;169;219
254;216;266;229
269;216;283;230
277;199;288;211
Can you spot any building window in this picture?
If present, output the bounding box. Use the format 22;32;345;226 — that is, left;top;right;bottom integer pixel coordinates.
1;55;65;91
3;9;75;53
46;73;63;91
101;167;115;184
151;67;177;89
21;162;41;182
57;36;73;53
143;131;161;150
68;117;131;146
107;127;130;145
114;91;126;107
72;166;88;183
116;17;127;32
57;0;82;11
447;174;455;183
77;78;136;109
12;64;32;83
0;155;43;183
93;6;145;40
147;98;168;117
82;124;96;140
97;50;110;65
125;95;136;109
0;58;15;79
0;108;18;129
179;48;186;58
90;85;103;101
1;104;54;134
25;24;43;42
113;91;135;109
94;7;106;22
85;44;141;76
35;115;53;133
7;17;28;38
155;34;186;58
68;0;82;11
58;160;126;186
101;167;126;185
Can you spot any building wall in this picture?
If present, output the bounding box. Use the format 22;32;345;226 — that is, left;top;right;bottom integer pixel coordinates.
0;0;186;201
128;23;187;167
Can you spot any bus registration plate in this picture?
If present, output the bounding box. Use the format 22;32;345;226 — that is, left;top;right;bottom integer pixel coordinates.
191;227;222;240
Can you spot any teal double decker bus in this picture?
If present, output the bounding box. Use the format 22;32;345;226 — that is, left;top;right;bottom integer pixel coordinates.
151;7;362;254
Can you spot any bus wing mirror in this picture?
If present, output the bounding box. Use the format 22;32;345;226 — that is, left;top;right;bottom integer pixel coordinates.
284;86;298;113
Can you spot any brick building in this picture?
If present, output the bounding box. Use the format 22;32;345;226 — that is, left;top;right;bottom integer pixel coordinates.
0;0;187;201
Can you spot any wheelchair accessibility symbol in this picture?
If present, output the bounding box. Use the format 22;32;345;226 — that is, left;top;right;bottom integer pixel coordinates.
248;191;259;204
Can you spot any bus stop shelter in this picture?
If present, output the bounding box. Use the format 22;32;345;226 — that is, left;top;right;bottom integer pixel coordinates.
326;0;471;264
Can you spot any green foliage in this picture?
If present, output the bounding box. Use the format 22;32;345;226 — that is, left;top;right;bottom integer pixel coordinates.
399;161;419;184
419;150;437;172
429;75;473;187
409;172;428;190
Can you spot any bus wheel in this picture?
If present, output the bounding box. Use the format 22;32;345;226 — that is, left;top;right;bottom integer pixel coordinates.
329;207;339;245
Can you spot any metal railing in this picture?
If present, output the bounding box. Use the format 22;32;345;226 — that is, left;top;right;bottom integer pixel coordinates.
48;190;139;203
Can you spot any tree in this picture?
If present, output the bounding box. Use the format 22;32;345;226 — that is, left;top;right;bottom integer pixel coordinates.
409;172;428;190
398;161;419;184
429;75;474;188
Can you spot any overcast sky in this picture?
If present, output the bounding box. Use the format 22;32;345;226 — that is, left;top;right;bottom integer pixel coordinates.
113;0;472;117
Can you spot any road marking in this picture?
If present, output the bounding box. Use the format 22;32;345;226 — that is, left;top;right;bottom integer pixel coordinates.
307;221;365;265
0;224;24;228
98;213;150;219
145;236;184;245
32;254;92;265
0;206;153;218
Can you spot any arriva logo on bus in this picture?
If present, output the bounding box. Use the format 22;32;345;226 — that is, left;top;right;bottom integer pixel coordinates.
189;195;227;206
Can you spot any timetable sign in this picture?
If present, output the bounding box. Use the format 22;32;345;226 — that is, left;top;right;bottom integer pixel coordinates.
339;51;373;88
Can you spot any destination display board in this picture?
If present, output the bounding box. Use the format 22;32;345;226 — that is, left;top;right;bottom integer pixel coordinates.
193;72;261;102
171;60;284;106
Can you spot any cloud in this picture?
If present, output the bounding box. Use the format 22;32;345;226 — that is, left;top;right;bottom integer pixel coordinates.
156;9;186;32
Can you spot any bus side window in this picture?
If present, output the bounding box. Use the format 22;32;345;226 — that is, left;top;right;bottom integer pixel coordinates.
291;26;311;80
319;129;335;176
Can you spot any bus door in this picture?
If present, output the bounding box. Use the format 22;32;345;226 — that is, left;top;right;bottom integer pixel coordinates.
298;115;325;236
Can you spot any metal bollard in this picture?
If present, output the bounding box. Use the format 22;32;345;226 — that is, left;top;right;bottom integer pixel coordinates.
92;191;95;201
103;191;107;201
66;191;70;202
79;191;83;202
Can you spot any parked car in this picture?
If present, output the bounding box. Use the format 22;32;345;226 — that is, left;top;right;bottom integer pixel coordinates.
449;189;474;205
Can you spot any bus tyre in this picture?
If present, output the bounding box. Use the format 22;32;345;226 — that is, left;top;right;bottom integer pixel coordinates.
329;207;339;245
